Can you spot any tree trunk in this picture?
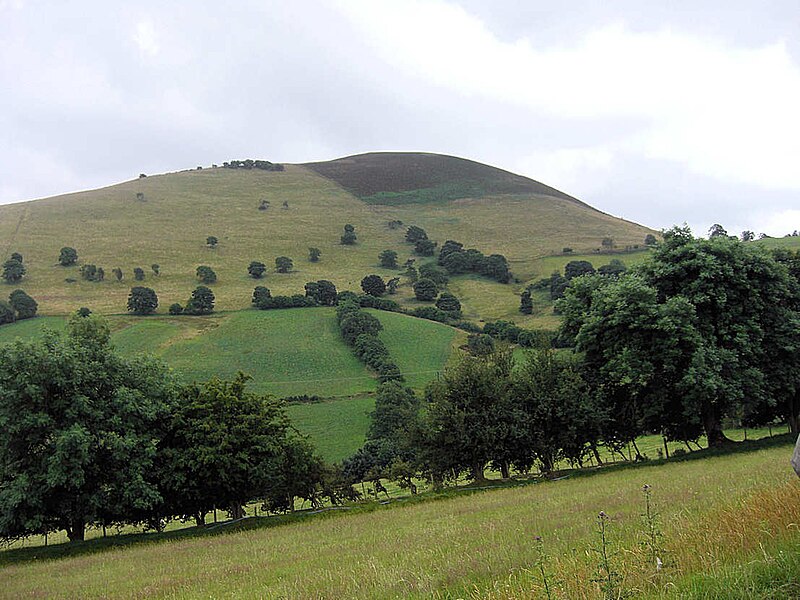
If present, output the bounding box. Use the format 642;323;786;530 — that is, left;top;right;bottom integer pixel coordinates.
500;460;510;479
788;394;799;435
631;439;643;460
592;446;604;466
472;461;486;483
662;435;670;459
195;512;206;527
229;504;245;520
702;402;731;447
66;518;85;542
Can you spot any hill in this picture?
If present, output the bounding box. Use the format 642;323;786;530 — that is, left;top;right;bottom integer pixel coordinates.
0;153;655;323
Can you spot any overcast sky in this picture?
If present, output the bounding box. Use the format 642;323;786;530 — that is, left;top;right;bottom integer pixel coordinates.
2;0;799;236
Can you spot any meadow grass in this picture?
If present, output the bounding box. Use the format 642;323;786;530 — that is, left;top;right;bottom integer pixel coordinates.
1;438;796;599
0;164;652;323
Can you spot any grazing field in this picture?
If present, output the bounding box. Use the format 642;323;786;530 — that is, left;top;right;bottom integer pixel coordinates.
0;153;654;322
2;439;796;599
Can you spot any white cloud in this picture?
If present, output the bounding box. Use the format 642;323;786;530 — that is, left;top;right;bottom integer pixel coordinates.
133;20;159;57
334;0;800;192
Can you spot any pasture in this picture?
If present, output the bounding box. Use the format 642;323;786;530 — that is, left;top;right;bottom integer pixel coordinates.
1;437;796;599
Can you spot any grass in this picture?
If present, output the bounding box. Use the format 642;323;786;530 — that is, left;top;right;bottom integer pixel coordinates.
1;437;796;598
0;155;653;322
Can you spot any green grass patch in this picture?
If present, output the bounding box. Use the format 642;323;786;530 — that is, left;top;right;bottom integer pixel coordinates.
361;182;488;205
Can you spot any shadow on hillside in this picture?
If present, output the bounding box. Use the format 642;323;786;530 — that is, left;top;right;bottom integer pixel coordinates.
1;433;794;567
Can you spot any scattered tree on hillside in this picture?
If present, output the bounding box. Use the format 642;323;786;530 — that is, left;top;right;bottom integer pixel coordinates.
562;247;573;254
168;303;183;315
185;286;215;315
341;224;357;245
386;277;400;295
95;267;105;282
597;259;626;278
419;263;449;287
151;264;160;276
0;300;15;325
127;286;158;315
304;280;337;306
379;249;398;269
644;234;657;246
252;286;272;308
519;289;533;314
708;224;728;239
2;258;25;284
601;237;614;249
435;292;461;315
405;225;428;244
80;264;99;281
59;247;78;266
275;256;293;273
10;252;22;263
414;238;437;256
308;247;321;262
741;230;755;242
412;278;437;301
361;274;386;297
9;290;37;320
112;267;123;281
206;236;218;248
248;261;267;279
134;267;145;281
196;265;217;284
564;260;595;280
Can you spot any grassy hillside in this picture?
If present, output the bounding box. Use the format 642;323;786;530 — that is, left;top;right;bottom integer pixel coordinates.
2;440;796;598
0;154;655;322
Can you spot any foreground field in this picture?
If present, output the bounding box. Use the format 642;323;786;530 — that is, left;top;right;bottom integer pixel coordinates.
2;439;797;599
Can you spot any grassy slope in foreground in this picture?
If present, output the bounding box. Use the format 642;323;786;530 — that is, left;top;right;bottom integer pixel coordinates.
1;442;796;599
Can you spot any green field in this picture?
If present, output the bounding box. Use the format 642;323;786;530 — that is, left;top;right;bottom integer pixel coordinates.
0;154;654;324
2;439;796;598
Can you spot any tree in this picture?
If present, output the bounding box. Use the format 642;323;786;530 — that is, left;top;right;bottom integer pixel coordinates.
2;259;25;284
708;224;728;239
601;237;614;249
341;224;357;245
741;230;755;242
412;278;437;301
196;265;217;284
304;280;337;306
564;260;595;280
275;257;293;273
96;267;105;282
0;315;177;542
206;236;218;248
157;373;292;525
644;234;658;246
414;238;437;256
419;263;449;287
519;289;533;314
387;277;400;294
477;254;511;283
361;274;386;297
0;300;15;325
134;267;145;281
435;292;461;314
185;286;215;315
151;264;160;276
418;350;514;481
597;259;627;278
127;286;158;315
405;226;428;244
248;261;266;279
168;303;183;315
10;252;22;263
379;249;398;269
308;247;321;262
112;267;123;281
80;264;98;281
9;289;37;319
252;286;272;309
58;247;77;266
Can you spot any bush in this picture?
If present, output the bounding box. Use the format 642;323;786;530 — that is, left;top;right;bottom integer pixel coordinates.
412;306;451;323
358;295;400;312
196;265;217;284
248;261;266;279
252;286;272;309
379;250;398;269
206;236;218;248
435;292;461;314
2;259;25;284
134;267;145;281
168;303;183;315
341;224;357;245
340;312;383;345
0;300;16;325
405;225;427;244
9;290;37;319
467;333;495;356
361;274;386;297
275;256;293;273
308;247;321;262
414;238;437;256
304;280;337;306
253;295;317;310
185;286;215;315
419;263;449;286
58;247;77;266
127;287;158;315
412;278;437;301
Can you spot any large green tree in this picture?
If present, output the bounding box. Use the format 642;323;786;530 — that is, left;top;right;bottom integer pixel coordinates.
0;315;177;542
127;286;158;315
2;258;25;284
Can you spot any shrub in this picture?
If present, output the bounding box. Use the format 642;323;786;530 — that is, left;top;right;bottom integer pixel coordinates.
304;280;337;306
358;295;400;312
9;289;37;319
252;286;272;309
196;265;217;284
405;225;427;244
340;312;383;345
58;247;77;266
275;256;293;273
467;333;495;356
248;261;266;279
419;263;449;287
127;287;158;315
361;274;386;297
414;238;437;256
308;247;321;262
0;300;16;325
134;267;145;281
435;292;461;315
168;303;183;315
412;306;451;323
412;278;437;301
184;286;215;315
206;236;218;248
2;259;25;284
379;250;398;269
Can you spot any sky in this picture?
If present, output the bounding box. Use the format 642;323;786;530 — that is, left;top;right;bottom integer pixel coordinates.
1;0;799;237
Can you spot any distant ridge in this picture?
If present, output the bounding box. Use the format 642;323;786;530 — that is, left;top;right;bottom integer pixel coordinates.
304;152;590;207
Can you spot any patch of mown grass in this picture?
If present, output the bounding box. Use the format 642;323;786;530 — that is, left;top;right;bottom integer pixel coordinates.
1;435;795;599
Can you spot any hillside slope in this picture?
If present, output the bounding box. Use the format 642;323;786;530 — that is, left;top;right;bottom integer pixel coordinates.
0;153;654;319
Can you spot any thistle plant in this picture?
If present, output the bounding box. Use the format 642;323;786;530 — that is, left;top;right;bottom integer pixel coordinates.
532;534;554;599
640;484;666;571
592;511;624;600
